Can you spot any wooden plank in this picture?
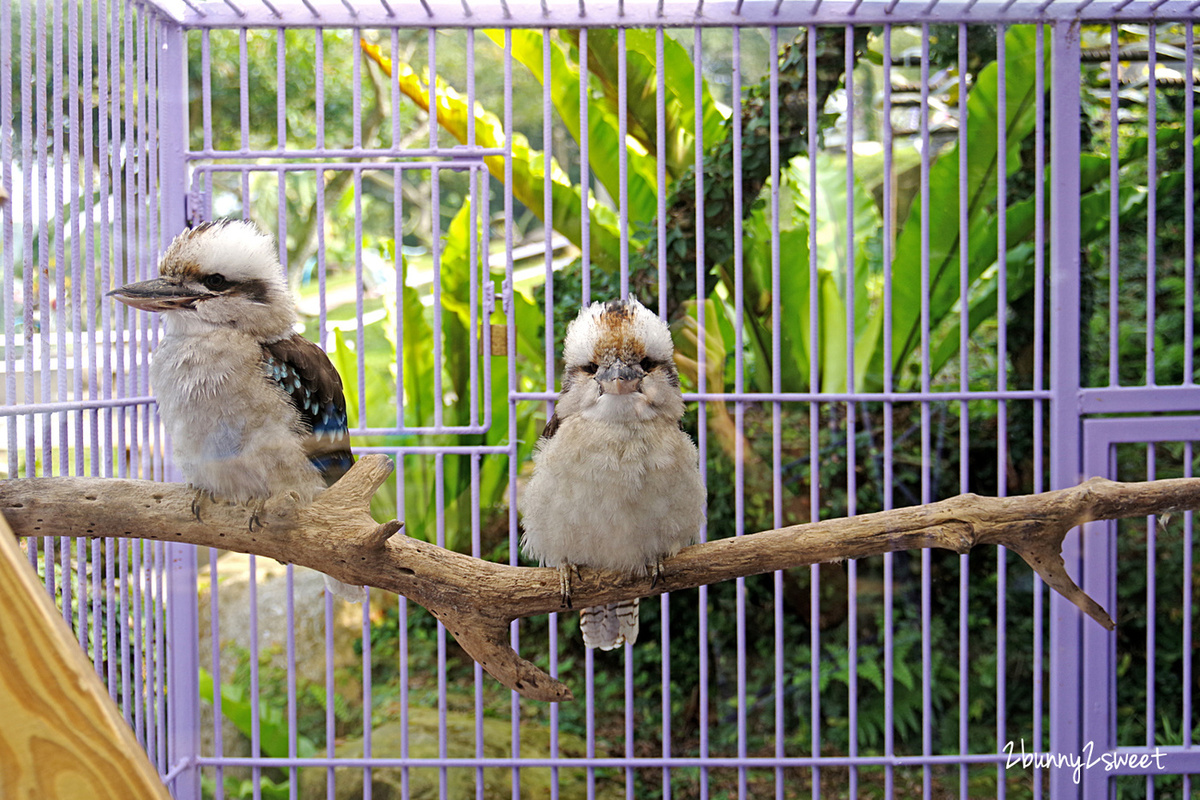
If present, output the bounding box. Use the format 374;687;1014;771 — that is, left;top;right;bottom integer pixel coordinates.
0;516;172;799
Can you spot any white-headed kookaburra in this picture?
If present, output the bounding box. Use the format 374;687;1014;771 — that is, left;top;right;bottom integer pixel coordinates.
109;219;362;601
519;297;706;650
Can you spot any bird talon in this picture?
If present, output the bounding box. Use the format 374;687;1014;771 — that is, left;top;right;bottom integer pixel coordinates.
248;498;268;532
650;559;665;590
190;488;212;522
557;564;579;609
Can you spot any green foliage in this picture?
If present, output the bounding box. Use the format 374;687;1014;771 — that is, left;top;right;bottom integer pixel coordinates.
201;773;290;800
198;667;318;759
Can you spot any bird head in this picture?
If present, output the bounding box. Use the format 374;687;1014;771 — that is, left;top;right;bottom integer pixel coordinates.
557;297;685;423
108;219;295;339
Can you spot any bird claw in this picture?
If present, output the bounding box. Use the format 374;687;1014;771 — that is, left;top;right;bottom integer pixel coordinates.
650;558;666;590
190;488;212;522
557;564;580;610
248;498;268;532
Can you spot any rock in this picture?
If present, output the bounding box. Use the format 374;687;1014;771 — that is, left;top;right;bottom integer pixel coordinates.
299;707;623;800
197;551;371;769
198;551;366;687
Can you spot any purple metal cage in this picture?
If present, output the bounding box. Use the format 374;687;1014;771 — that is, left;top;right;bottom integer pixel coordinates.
2;1;1199;798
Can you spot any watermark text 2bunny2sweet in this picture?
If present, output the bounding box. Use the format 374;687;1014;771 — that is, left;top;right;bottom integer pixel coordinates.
1004;739;1167;785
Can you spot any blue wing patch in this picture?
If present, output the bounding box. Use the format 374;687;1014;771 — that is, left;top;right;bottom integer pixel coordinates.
262;334;355;485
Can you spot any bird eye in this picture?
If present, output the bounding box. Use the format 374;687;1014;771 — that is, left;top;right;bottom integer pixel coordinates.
580;362;599;375
202;273;230;291
639;357;657;372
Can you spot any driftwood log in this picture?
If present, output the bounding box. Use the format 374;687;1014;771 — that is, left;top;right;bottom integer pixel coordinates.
1;454;1196;702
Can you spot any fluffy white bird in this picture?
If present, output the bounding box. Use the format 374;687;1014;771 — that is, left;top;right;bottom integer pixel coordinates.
109;219;362;601
520;297;706;650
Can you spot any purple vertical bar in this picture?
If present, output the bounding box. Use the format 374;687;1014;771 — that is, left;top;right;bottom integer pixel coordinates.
20;0;33;501
580;27;592;303
249;551;262;800
50;0;64;483
1;0;14;488
471;453;485;800
731;20;747;800
881;23;895;800
956;21;971;798
1048;17;1084;797
52;0;68;631
34;0;49;504
1184;25;1195;388
324;582;336;799
1145;25;1157;387
466;32;481;430
501;30;523;800
429;166;443;429
1145;444;1157;799
356;170;368;427
1108;23;1120;387
918;22;933;800
654;24;672;800
276;27;286;150
843;22;859;800
201;28;213;153
286;564;298;798
695;22;710;800
1183;442;1194;781
159;11;199;795
428;25;438;151
768;22;783;799
1031;23;1047;800
805;23;822;800
315;28;325;151
210;549;225;800
362;575;374;800
239;27;249;151
995;25;1009;800
617;27;629;297
654;27;666;315
539;28;562;800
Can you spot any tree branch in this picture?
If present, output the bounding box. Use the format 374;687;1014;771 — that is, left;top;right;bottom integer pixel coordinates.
2;455;1196;703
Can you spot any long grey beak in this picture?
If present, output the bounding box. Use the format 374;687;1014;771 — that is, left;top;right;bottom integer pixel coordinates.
595;361;645;396
108;278;202;312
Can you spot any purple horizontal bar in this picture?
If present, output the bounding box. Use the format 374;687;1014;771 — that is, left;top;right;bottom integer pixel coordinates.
1082;415;1200;444
189;148;504;160
513;389;1054;403
353;445;511;455
195;753;1025;769
1079;386;1200;415
352;425;493;436
193;160;486;173
0;396;157;416
148;0;1200;28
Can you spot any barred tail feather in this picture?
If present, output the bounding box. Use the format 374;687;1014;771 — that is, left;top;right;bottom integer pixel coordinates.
580;598;639;650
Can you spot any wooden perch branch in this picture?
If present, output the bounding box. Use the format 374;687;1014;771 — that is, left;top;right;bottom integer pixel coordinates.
2;455;1198;703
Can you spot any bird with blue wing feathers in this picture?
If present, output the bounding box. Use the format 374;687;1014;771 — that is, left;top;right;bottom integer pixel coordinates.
109;219;362;601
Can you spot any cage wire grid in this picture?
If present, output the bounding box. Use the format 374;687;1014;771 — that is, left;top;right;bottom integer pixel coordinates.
1;1;1199;799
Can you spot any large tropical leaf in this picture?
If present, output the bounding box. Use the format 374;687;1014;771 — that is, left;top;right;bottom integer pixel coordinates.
361;38;624;272
490;29;659;225
564;28;728;180
885;24;1045;383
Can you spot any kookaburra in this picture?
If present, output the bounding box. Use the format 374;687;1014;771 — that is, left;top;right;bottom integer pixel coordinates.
109;219;361;600
519;297;706;650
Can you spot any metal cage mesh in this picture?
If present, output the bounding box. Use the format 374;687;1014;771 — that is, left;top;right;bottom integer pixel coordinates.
2;2;1199;798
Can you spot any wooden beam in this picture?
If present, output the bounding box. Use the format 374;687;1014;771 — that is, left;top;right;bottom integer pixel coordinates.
0;515;172;799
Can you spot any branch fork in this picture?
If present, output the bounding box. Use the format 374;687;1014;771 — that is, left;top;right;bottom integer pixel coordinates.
3;456;1198;702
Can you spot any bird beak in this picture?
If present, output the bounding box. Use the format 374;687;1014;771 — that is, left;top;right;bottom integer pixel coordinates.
595;361;645;396
108;278;203;312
